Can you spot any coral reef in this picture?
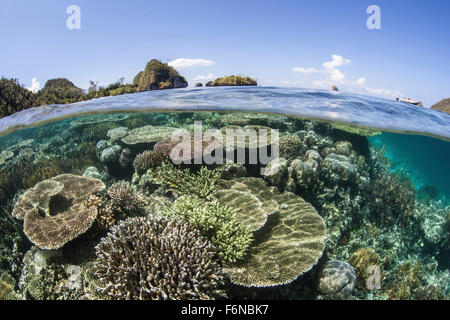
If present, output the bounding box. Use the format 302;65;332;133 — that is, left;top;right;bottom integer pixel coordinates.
384;262;424;300
366;172;416;225
415;200;450;246
0;272;20;300
279;134;302;160
106;126;128;142
221;178;326;287
146;162;221;200
107;181;147;214
94;217;225;300
221;125;278;151
216;178;279;232
22;157;62;189
118;148;132;168
13;174;105;249
330;123;381;136
70;114;130;128
121;125;179;146
1;111;449;301
85;195;116;231
153;132;222;164
163;195;253;263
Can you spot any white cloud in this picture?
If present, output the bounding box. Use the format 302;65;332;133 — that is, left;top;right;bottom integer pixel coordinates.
27;77;41;93
322;54;351;70
168;58;215;69
193;73;216;81
291;54;400;99
292;67;321;74
328;69;345;82
355;77;366;86
364;87;395;97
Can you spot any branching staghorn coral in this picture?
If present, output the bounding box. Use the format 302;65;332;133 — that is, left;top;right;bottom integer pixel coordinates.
94;216;226;300
162;195;253;263
148;161;220;200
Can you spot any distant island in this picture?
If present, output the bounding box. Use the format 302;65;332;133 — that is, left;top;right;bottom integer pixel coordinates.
133;59;187;91
431;98;450;114
0;59;187;118
0;61;261;119
205;75;257;87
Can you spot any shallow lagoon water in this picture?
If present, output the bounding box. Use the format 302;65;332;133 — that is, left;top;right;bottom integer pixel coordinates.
0;87;449;300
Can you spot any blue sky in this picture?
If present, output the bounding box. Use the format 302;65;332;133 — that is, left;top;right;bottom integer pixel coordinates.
1;0;449;106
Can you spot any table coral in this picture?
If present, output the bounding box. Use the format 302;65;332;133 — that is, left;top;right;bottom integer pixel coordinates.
221;178;326;287
121;125;179;146
12;174;105;249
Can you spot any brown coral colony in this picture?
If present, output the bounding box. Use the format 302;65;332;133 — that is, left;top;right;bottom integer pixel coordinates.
12;174;105;249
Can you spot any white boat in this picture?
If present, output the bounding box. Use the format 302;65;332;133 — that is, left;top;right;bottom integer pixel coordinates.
396;97;423;107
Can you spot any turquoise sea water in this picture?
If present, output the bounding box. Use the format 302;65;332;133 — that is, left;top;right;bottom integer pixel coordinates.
0;87;449;300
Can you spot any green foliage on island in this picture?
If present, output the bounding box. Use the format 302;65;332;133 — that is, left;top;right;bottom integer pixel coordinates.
0;78;36;118
0;58;189;118
134;59;188;91
36;78;84;105
37;78;139;104
205;75;257;87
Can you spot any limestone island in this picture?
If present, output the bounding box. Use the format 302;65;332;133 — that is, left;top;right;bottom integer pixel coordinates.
133;59;188;91
205;75;257;87
431;98;450;114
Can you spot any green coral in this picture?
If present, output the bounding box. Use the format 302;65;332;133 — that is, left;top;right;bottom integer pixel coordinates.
148;162;220;200
162;195;253;263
